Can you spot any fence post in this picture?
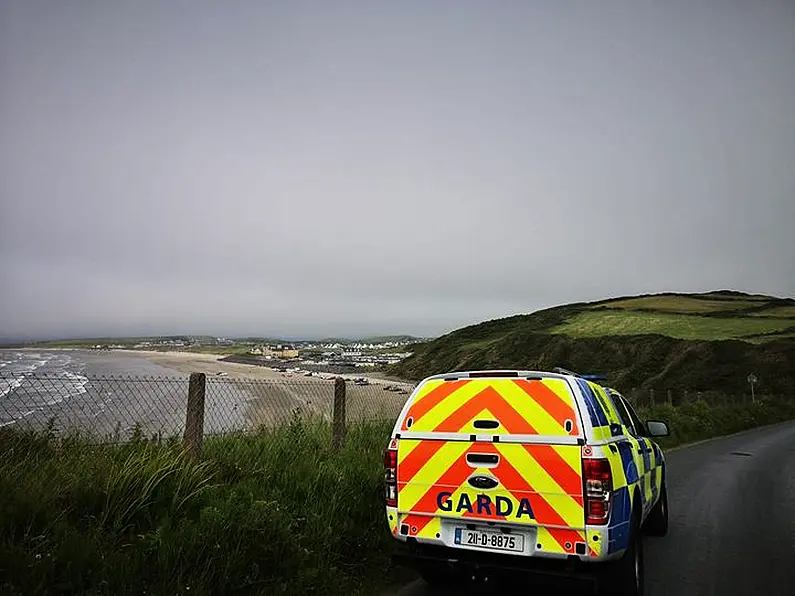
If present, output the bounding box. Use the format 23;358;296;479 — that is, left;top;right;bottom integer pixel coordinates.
332;376;347;450
649;388;655;406
667;389;672;406
183;372;206;460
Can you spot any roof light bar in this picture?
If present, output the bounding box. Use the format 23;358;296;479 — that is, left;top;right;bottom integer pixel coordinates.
553;368;608;382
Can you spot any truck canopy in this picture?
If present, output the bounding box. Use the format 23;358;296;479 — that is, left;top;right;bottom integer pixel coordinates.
394;373;587;534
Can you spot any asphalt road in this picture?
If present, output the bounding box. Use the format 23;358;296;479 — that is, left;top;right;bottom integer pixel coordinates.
388;421;795;596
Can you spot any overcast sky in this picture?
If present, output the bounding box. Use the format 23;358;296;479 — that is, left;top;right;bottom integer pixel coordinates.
1;0;794;340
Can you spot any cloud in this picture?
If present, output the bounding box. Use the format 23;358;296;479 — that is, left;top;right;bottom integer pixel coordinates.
2;0;794;339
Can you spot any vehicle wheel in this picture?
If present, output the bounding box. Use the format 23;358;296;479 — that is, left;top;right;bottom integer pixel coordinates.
600;510;644;596
643;482;669;537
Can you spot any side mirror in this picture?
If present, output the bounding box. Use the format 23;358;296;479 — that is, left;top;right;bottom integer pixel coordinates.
645;420;669;437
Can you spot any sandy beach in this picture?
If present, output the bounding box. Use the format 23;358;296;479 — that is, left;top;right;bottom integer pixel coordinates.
116;350;414;386
113;350;286;380
113;350;415;426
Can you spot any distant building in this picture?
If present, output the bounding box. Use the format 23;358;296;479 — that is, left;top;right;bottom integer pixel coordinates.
252;344;299;359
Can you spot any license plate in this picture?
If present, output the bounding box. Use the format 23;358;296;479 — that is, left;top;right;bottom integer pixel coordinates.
454;528;524;553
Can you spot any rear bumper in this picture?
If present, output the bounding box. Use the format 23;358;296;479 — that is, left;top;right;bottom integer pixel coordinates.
393;541;601;586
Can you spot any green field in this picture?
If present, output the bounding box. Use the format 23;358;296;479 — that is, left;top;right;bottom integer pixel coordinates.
2;399;795;595
550;310;789;341
602;295;764;313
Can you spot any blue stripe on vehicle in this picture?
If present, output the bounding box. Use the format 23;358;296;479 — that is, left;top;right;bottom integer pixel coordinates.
649;455;657;495
576;378;608;427
617;441;638;484
607;486;632;553
641;440;651;472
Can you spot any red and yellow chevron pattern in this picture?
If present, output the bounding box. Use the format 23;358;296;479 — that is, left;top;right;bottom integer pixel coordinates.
400;378;581;436
394;376;593;556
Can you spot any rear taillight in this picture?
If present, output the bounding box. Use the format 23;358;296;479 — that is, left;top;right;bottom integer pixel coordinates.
384;446;398;507
583;458;612;525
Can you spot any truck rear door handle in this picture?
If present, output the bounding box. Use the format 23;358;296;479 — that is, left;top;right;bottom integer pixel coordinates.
466;453;499;467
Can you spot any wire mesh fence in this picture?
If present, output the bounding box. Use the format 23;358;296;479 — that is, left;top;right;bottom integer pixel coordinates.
0;372;416;443
2;371;788;446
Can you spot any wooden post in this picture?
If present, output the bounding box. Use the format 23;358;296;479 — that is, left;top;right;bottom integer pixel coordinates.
332;376;347;450
650;388;655;406
183;372;206;459
667;389;673;406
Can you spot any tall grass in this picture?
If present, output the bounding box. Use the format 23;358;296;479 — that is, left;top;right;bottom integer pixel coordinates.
2;400;795;595
0;419;406;596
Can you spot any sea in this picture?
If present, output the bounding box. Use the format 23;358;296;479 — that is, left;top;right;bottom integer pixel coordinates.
0;349;251;439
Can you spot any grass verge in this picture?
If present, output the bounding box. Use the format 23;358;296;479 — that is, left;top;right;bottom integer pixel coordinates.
635;398;795;449
2;400;795;595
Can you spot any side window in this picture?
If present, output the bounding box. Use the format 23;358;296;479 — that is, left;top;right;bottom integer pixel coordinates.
593;384;617;423
620;396;648;437
592;384;623;435
611;392;638;436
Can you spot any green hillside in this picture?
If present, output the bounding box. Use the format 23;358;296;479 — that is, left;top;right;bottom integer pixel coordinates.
391;291;795;394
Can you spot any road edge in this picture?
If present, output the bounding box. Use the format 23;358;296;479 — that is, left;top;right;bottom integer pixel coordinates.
664;418;795;453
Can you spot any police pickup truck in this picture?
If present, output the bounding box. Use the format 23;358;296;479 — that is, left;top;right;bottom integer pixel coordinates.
384;369;670;596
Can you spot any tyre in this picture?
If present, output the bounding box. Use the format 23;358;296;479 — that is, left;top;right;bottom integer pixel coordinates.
643;482;669;537
599;510;644;596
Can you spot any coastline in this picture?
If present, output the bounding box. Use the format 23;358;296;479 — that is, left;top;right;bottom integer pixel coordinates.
113;350;414;426
6;347;414;384
2;348;414;429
